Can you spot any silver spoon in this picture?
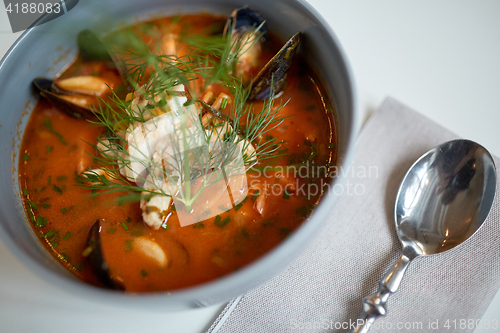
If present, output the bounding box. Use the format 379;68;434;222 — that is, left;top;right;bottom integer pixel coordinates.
350;139;497;333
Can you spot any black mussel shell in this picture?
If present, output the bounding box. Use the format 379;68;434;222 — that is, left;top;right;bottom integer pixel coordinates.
248;32;301;101
33;77;94;119
224;6;267;40
85;220;124;290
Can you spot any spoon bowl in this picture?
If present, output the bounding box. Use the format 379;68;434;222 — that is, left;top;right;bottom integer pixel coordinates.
351;139;496;333
396;139;496;255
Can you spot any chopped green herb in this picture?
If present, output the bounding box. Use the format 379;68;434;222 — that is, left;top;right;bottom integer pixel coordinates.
121;221;129;231
171;16;182;23
51;242;59;249
305;105;316;112
44;119;67;145
265;134;273;140
23;153;29;161
221;216;231;228
193;223;205;229
41;203;51;209
157;99;167;108
56;176;67;181
60;207;68;214
107;228;116;233
214;215;231;228
48;232;57;242
28;201;38;209
35;216;47;228
241;228;249;239
283;189;291;200
124;240;133;252
140;269;148;277
279;228;291;236
53;184;62;194
125;217;132;223
295;203;316;218
45;230;56;238
234;202;243;211
263;221;274;226
220;98;228;109
74;262;86;271
219;205;228;211
63;232;72;240
252;190;260;201
161;223;169;230
48;176;51;185
23;188;28;196
28;210;35;222
60;252;71;262
328;143;336;149
82;246;93;257
46;145;53;154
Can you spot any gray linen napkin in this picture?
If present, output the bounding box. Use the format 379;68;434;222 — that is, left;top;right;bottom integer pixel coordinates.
207;97;500;333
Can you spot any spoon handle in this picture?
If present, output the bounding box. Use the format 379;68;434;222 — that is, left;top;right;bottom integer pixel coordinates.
349;247;418;333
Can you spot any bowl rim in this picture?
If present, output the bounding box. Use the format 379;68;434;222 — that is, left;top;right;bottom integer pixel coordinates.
0;0;359;309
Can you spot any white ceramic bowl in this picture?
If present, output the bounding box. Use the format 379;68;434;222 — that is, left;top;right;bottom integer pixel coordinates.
0;0;357;310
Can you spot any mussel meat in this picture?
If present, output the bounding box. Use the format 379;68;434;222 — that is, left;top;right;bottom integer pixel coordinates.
33;76;114;119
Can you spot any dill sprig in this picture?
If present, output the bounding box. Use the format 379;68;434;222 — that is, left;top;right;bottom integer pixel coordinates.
75;19;288;211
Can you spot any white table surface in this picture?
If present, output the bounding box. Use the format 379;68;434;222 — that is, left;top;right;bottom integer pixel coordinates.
1;1;499;332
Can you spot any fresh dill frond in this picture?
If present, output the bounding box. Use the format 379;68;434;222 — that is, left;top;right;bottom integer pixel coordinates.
75;18;289;211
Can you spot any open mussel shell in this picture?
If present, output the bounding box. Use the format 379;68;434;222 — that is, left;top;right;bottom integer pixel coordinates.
85;220;124;290
33;78;95;119
248;32;301;101
224;6;267;40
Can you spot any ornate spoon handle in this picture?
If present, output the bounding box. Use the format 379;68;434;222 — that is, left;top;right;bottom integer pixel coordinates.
349;247;418;333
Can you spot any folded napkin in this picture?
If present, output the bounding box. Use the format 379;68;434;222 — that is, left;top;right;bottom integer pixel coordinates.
207;97;500;333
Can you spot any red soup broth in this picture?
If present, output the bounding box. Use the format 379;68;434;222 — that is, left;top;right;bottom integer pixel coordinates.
19;14;337;292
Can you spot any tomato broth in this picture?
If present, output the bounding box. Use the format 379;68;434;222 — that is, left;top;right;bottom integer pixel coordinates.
19;13;337;292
